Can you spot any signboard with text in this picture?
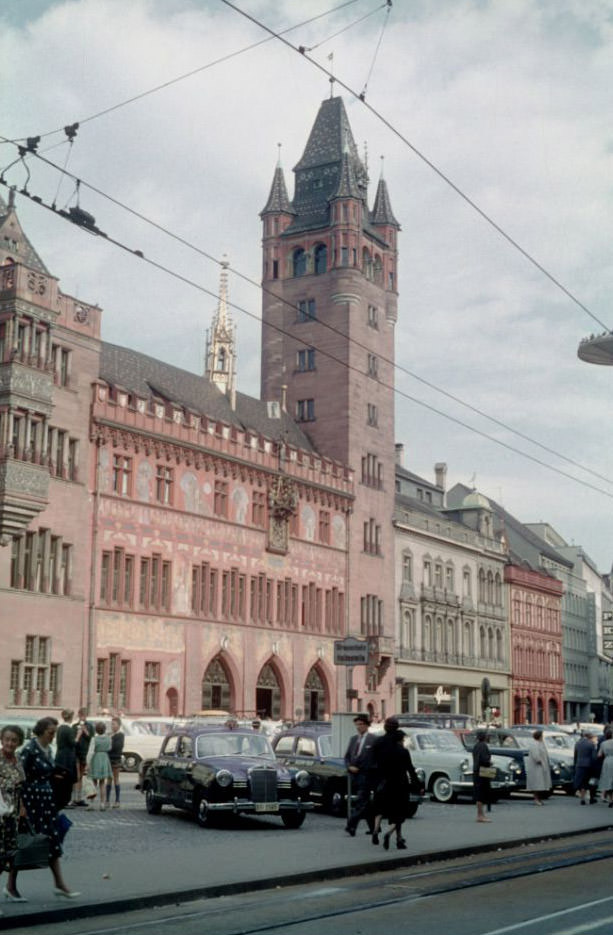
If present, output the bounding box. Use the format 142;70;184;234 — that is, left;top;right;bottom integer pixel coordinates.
334;637;369;666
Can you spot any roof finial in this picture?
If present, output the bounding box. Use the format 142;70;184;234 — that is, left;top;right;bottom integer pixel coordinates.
379;155;385;179
276;142;282;168
8;188;15;209
363;141;369;176
328;51;335;97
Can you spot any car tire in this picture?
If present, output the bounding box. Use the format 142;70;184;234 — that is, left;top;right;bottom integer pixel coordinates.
122;752;141;772
195;794;209;828
430;775;456;804
145;785;162;815
281;811;306;829
323;783;345;817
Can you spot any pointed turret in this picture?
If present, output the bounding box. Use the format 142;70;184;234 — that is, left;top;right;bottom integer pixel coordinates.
261;163;293;217
205;258;236;409
371;172;399;229
330;147;362;201
0;190;50;274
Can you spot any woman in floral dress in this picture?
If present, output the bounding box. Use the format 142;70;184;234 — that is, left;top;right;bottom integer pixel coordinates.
18;717;79;899
0;724;26;902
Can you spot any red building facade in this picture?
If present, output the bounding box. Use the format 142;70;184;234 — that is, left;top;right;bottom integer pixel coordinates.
506;564;564;724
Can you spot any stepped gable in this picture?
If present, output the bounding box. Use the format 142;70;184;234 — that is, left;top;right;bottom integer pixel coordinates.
0;191;50;274
99;342;315;452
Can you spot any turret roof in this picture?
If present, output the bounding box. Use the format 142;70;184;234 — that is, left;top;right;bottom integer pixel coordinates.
371;176;400;228
261;165;293;216
0;191;50;274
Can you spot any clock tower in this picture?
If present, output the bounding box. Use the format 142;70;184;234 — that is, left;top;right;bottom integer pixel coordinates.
260;96;400;715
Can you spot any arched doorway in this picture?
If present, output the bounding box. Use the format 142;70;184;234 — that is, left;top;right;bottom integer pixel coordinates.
513;694;522;725
201;656;232;711
256;662;282;719
304;666;327;721
524;696;532;723
166;687;179;717
548;698;559;723
536;697;544;723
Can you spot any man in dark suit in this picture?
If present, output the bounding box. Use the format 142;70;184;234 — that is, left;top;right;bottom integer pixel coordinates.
574;730;596;805
344;714;377;836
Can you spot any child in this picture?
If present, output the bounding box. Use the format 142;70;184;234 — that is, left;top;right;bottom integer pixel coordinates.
89;722;113;810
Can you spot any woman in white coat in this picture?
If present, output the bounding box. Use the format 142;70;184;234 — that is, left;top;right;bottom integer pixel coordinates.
525;729;552;805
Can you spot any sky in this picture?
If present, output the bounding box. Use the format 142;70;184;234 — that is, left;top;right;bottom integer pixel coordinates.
1;0;612;571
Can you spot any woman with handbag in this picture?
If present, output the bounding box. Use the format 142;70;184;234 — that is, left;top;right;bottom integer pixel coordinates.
17;717;80;899
371;718;421;850
472;730;494;823
0;724;26;903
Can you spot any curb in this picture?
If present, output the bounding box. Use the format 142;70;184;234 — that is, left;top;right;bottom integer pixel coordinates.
2;822;612;930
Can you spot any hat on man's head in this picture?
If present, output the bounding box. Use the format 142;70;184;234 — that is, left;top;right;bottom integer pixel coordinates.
354;714;370;725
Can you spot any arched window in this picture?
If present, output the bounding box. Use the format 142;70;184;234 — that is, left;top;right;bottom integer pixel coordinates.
495;573;502;605
446;619;455;656
487;571;494;604
373;255;383;285
496;629;503;662
423;615;432;652
216;347;227;371
402;608;414;651
314;243;327;275
435;616;443;653
488;627;494;659
362;247;373;280
292;248;307;277
464;620;473;658
479;626;486;658
478;569;486;603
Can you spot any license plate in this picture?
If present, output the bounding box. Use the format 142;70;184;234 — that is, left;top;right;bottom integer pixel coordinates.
255;802;279;813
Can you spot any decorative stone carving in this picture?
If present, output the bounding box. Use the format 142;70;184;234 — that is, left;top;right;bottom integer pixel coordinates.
267;475;297;554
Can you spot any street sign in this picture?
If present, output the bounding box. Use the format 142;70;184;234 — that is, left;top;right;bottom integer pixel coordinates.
603;625;613;637
334;637;369;666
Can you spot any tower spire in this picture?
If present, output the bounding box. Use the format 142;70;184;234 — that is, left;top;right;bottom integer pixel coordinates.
205;256;236;408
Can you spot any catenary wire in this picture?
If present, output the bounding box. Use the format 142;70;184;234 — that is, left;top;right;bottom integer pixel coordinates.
359;0;391;97
221;0;611;334
305;1;387;51
5;177;613;503
4;0;367;144
9;144;613;492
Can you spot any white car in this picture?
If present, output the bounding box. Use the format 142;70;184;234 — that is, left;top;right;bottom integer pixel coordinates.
401;727;519;803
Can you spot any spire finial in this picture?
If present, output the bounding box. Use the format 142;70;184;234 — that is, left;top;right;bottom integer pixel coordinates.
328;51;335;97
276;142;282;168
379;155;385;179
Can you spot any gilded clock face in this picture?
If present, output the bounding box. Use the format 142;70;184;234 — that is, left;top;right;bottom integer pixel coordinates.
74;305;89;323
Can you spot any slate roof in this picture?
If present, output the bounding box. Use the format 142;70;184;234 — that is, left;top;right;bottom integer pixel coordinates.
446;482;573;573
261;165;293;216
99;342;315;452
0;191;50;274
371;177;400;228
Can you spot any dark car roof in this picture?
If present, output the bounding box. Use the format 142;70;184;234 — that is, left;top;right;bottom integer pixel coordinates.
273;725;330;740
170;724;257;738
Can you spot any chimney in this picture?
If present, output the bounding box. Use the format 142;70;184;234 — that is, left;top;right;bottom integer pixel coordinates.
395;443;404;466
434;462;447;491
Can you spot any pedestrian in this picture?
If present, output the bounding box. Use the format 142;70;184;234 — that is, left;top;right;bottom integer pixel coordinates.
251;719;261;732
344;714;377;837
598;728;613;806
55;709;77;806
71;708;94;807
18;717;80;898
0;724;26;904
525;730;552;805
89;723;113;810
472;730;494;823
105;717;124;809
371;718;421;850
574;731;596;805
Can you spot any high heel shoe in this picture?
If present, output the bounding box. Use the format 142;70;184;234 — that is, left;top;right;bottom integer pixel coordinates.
3;887;27;903
372;832;379;845
53;889;81;899
383;832;391;851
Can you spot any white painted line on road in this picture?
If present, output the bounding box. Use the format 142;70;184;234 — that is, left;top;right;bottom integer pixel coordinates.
553;916;613;935
478;896;613;935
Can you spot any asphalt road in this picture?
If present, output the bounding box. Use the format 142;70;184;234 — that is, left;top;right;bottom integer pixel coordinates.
16;836;613;935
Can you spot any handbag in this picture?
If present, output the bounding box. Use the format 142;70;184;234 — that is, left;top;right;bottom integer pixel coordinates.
0;788;13;817
13;821;50;870
81;774;97;800
479;765;497;780
55;812;73;843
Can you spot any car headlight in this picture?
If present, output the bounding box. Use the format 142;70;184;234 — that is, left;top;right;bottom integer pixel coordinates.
552;765;561;775
416;768;426;783
295;770;311;789
215;769;233;788
460;758;470;773
509;761;521;773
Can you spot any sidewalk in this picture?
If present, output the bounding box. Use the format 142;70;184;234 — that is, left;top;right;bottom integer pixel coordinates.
1;794;612;930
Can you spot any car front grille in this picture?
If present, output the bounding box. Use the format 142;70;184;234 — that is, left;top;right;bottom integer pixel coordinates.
249;768;278;803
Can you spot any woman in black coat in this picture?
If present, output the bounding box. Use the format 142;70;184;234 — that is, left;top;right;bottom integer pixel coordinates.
372;717;420;850
472;730;493;823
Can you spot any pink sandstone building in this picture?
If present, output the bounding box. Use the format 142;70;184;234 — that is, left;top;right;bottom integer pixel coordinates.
0;96;399;720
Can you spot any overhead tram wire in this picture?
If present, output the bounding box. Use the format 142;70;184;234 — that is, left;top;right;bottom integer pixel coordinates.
221;0;611;335
3;0;368;146
4;176;613;504
7;141;613;493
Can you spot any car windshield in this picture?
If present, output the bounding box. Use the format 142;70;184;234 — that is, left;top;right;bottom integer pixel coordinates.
415;731;463;752
544;733;574;750
195;733;275;759
318;735;332;757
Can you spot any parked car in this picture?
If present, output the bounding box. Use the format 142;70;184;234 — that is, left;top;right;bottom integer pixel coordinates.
401;727;519;803
396;713;480;731
511;728;575;794
458;729;528;792
138;722;313;829
273;723;425;818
